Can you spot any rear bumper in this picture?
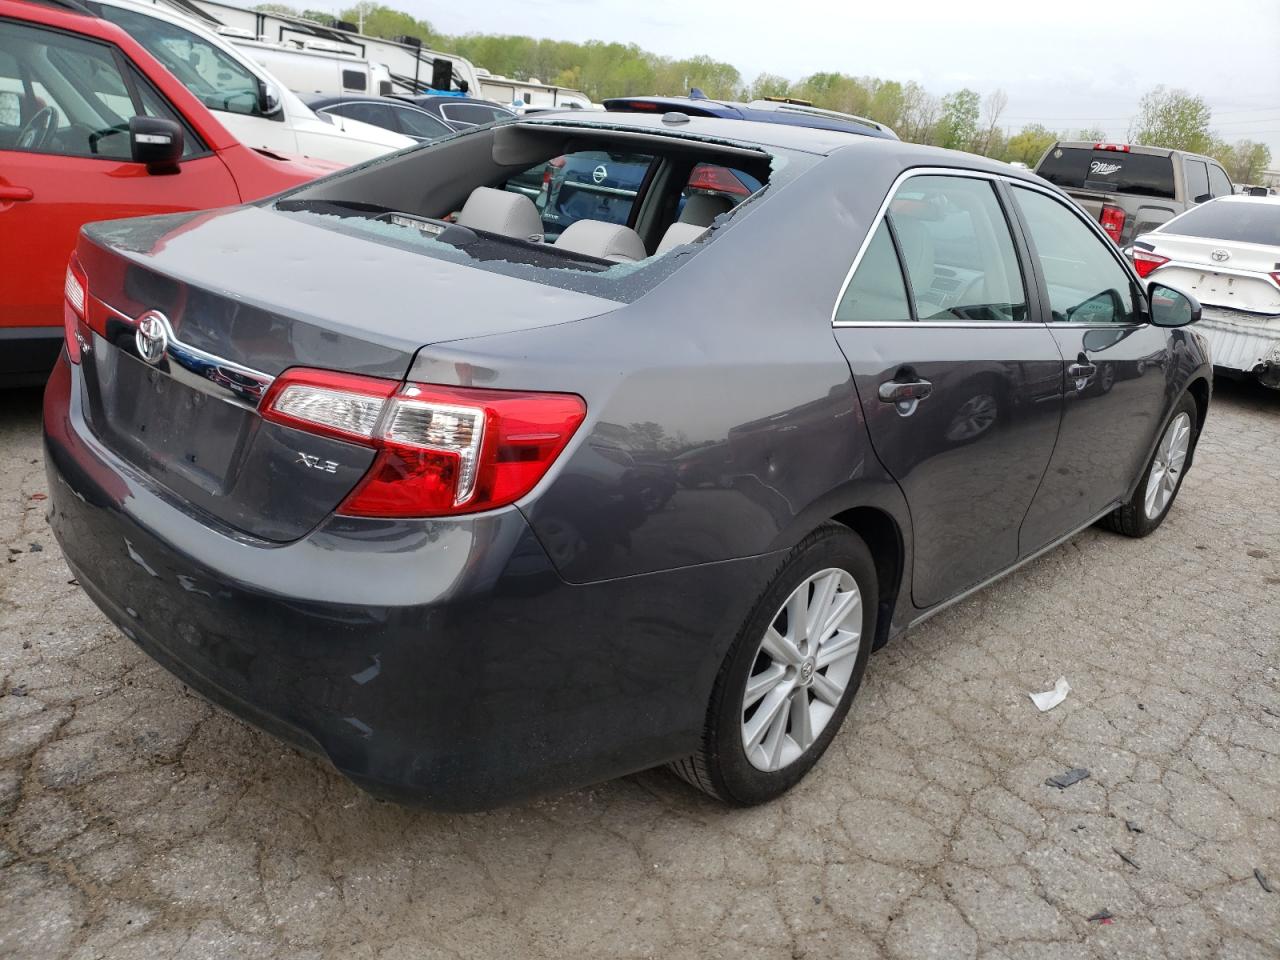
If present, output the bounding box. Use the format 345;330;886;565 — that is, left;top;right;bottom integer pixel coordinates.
1197;307;1280;382
0;326;61;387
43;354;775;809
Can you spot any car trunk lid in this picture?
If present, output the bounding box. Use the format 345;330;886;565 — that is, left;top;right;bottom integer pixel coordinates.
74;205;619;542
1149;234;1280;314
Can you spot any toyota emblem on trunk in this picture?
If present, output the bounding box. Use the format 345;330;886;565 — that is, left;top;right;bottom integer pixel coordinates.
1210;249;1230;262
135;311;170;366
592;164;608;184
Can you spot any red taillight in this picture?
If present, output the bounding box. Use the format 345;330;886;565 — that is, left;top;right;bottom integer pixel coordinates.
260;369;587;518
1094;143;1131;152
687;163;750;197
622;100;658;110
1131;248;1169;278
63;255;89;364
1270;270;1280;290
1099;204;1126;243
542;154;566;188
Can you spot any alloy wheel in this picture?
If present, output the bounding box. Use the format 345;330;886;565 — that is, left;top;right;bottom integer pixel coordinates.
1143;411;1191;520
741;568;863;772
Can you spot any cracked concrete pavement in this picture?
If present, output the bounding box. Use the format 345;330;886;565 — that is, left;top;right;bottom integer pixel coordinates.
1;379;1277;960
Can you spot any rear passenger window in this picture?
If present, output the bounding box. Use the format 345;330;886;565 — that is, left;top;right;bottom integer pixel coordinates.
1012;186;1139;325
1184;159;1210;202
835;222;911;322
326;101;393;130
887;175;1027;322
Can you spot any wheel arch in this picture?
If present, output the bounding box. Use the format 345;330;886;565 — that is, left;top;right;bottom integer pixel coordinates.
1185;375;1210;432
829;505;904;651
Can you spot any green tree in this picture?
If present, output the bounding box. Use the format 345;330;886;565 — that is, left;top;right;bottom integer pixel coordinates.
979;88;1007;156
1212;139;1272;183
749;72;792;100
339;3;434;43
1128;86;1212;153
935;88;980;151
1074;126;1106;142
1003;123;1058;166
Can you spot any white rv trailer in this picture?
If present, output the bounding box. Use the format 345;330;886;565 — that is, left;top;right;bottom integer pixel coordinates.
149;0;482;94
224;33;396;96
153;0;593;106
474;72;593;110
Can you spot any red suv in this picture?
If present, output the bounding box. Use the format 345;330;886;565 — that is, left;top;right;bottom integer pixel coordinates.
0;0;335;384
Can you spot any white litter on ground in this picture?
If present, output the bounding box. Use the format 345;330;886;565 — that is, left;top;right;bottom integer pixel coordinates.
1029;676;1071;712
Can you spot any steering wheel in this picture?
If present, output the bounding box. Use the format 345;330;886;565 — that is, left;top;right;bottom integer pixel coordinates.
16;105;58;151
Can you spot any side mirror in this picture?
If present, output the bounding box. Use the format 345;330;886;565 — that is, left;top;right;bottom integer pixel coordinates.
1148;282;1201;327
259;80;282;117
1193;193;1212;204
129;116;183;172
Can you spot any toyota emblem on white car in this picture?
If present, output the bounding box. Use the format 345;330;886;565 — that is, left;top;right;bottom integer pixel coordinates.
134;311;169;366
1210;249;1230;262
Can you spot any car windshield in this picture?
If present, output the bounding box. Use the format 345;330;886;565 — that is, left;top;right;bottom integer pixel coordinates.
1160;201;1280;246
1036;147;1175;199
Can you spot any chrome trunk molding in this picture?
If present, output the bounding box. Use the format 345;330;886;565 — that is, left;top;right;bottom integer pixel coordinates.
101;304;274;410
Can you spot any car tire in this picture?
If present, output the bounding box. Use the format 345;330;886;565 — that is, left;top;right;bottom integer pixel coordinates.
670;523;877;804
1103;392;1199;538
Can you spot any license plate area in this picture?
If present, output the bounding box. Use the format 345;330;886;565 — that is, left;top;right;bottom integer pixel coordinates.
86;335;253;494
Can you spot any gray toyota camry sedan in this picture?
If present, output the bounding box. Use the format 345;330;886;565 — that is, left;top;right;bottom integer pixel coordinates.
45;112;1211;810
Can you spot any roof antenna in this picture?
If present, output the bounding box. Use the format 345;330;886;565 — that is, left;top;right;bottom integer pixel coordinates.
689;88;708;100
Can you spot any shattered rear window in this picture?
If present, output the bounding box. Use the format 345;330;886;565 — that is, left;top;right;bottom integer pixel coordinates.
269;147;814;303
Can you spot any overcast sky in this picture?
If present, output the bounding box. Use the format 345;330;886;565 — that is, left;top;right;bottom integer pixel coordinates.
394;0;1280;160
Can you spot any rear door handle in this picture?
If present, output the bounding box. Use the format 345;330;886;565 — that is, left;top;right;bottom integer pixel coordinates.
878;379;933;404
878;377;933;417
0;185;33;202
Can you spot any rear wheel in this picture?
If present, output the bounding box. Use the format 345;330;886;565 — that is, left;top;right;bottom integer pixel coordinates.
670;523;877;804
1103;392;1198;538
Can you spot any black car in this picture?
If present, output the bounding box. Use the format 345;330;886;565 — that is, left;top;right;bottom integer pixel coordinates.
390;94;515;132
298;93;453;143
46;113;1211;811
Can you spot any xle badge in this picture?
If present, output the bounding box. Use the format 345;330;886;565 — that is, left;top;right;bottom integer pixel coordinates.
297;452;339;474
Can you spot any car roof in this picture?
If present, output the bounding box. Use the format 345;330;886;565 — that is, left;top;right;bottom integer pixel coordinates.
303;93;419;109
1051;140;1217;161
516;112;1035;178
1203;193;1280;206
404;95;509;108
603;95;896;139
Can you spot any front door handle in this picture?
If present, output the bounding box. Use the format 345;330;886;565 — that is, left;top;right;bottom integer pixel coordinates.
0;185;33;202
1068;362;1096;379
